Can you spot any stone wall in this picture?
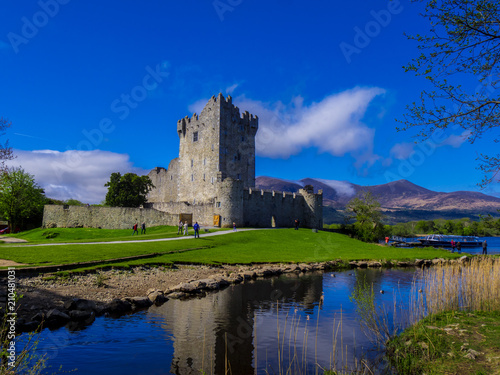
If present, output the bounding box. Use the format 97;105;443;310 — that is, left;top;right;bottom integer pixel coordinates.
241;188;323;229
147;201;217;227
42;205;177;230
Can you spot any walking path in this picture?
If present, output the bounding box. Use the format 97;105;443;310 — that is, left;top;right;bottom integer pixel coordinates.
1;228;263;247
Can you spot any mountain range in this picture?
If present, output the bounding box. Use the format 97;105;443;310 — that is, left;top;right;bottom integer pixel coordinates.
255;177;500;224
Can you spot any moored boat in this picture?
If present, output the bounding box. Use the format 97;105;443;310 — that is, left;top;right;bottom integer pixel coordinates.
418;234;481;247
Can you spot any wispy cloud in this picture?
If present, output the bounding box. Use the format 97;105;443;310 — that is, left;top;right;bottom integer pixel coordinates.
225;83;239;94
390;142;415;160
6;150;148;204
315;179;356;197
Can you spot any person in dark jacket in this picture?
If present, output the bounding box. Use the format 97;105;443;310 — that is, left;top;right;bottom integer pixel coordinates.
193;222;200;238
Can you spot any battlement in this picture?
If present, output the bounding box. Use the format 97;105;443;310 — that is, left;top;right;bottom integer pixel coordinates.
177;93;258;137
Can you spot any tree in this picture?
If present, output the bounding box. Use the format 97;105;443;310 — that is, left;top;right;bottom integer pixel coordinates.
104;172;154;207
0;117;14;171
399;0;500;186
345;191;386;242
0;167;46;230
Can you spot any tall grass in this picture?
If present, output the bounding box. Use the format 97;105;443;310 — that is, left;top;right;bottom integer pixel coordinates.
413;256;500;319
384;257;500;374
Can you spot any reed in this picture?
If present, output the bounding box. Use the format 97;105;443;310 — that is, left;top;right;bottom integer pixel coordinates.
412;256;500;319
386;257;500;374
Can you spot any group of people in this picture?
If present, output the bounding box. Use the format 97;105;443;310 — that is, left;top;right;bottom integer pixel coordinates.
451;239;488;254
178;220;200;238
132;222;146;235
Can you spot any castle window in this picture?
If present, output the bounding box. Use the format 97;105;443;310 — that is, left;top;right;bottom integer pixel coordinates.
193;131;198;142
170;175;173;180
191;174;194;181
237;174;241;180
211;144;214;151
191;159;194;167
203;158;206;166
211;177;214;184
240;125;244;132
241;136;245;142
216;202;221;208
203;173;205;181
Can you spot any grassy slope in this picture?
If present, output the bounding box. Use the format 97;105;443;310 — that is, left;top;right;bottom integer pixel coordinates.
386;311;500;375
0;228;463;268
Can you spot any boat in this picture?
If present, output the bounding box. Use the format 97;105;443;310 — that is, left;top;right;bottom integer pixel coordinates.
417;234;481;247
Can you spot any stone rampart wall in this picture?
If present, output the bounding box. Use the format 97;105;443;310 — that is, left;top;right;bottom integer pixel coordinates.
242;188;321;228
42;205;177;230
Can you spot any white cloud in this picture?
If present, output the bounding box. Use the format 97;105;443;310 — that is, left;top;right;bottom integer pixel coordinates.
390;142;415;160
233;88;385;160
441;130;471;148
315;179;355;197
6;150;149;204
225;83;239;94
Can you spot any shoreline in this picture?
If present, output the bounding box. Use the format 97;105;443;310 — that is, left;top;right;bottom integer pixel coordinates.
2;256;475;333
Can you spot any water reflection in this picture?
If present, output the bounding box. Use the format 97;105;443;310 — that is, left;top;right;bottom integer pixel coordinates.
148;269;416;374
149;272;324;374
30;269;420;375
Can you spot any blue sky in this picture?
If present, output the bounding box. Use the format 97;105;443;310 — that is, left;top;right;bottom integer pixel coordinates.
1;0;498;203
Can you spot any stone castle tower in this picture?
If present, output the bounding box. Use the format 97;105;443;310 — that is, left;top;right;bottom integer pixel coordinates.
147;93;323;228
177;93;258;203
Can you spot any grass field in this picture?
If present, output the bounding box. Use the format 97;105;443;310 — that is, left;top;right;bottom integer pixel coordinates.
0;227;464;270
4;225;225;244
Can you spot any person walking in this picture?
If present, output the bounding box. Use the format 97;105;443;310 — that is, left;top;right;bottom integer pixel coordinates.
456;241;461;254
183;221;188;235
193;221;200;238
132;222;138;235
233;222;237;231
482;240;487;255
451;239;455;253
294;219;299;230
177;220;183;235
141;222;146;234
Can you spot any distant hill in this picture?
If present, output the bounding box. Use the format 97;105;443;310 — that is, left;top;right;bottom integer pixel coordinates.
255;176;500;224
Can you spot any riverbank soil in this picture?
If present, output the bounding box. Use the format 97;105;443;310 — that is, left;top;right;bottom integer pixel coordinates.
11;264;250;319
386;310;500;374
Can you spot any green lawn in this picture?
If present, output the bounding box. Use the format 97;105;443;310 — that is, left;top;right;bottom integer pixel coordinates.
1;225;226;244
0;228;463;269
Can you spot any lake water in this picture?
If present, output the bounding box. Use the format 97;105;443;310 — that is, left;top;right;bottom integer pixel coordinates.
22;268;421;375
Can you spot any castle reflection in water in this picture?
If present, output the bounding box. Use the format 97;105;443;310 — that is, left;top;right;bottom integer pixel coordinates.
148;272;325;375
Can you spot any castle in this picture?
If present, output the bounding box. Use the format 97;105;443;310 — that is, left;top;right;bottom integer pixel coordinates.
42;93;322;229
146;93;323;228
